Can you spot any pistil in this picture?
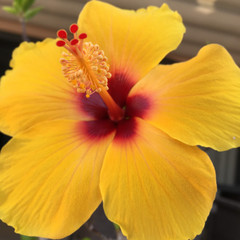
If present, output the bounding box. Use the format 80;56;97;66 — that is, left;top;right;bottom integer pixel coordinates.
56;23;124;122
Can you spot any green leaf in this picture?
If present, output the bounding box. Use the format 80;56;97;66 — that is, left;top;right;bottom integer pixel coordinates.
24;6;42;21
13;0;22;13
2;6;18;14
15;0;23;4
15;0;23;5
81;238;91;240
20;236;38;240
22;0;35;12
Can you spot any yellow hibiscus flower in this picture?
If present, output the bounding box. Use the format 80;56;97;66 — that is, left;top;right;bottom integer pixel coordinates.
0;1;240;240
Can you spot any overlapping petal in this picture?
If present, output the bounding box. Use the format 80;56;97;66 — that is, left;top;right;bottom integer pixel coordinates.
0;39;93;137
78;1;185;85
100;118;216;240
129;44;240;151
0;120;115;238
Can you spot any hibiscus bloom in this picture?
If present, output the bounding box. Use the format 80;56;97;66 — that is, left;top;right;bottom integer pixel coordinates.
0;1;240;240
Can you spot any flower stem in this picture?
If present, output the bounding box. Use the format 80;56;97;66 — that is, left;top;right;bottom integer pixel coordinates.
20;18;29;42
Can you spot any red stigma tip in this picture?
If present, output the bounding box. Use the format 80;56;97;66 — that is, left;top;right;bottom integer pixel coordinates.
79;33;87;39
57;29;67;39
70;24;78;33
56;40;66;47
70;39;79;45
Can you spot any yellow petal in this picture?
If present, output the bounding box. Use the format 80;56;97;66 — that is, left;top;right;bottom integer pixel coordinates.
0;39;94;137
78;1;185;85
129;44;240;151
100;118;216;240
0;120;115;238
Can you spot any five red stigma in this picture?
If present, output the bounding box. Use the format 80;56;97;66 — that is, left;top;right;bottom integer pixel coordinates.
56;23;87;48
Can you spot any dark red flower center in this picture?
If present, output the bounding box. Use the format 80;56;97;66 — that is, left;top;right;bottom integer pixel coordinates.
79;72;151;143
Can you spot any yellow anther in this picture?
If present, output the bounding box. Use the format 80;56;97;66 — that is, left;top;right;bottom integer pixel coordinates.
58;34;111;98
